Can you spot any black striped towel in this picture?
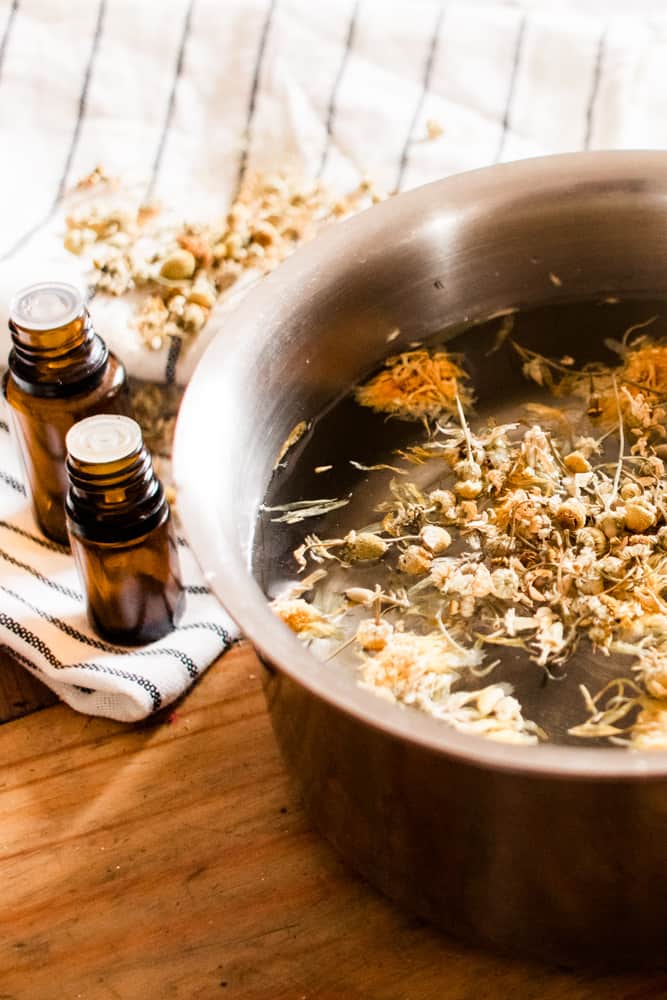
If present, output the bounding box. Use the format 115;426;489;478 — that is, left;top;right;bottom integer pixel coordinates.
0;404;234;720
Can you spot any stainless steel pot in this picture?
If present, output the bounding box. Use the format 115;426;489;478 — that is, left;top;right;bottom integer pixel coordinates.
174;152;667;968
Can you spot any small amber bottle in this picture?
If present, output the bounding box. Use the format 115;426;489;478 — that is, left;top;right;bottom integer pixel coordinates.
65;414;184;645
3;282;130;544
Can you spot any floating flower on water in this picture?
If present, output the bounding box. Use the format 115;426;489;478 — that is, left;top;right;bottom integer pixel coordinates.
355;349;472;422
271;598;336;638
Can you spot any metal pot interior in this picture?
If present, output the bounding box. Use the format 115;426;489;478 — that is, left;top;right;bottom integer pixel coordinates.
174;150;667;778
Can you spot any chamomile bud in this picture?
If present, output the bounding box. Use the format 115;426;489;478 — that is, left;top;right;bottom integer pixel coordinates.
398;545;432;576
454;459;482;481
555;498;587;531
455;479;483;500
620;482;642;501
345;587;376;606
597;511;625;539
490;567;520;600
563;451;591;473
344;531;388;562
576;526;607;555
624;501;656;533
419;524;452;554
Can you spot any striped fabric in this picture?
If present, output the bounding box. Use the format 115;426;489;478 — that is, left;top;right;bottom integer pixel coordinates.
0;0;665;718
1;0;667;382
0;404;233;720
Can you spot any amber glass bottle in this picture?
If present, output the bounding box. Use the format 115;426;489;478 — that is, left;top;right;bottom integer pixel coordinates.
65;414;184;645
4;282;130;544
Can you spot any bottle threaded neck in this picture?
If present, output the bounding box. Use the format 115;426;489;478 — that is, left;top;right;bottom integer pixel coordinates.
8;282;108;397
66;416;167;541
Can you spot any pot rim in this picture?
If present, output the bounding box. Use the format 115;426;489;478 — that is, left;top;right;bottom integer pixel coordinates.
175;150;667;781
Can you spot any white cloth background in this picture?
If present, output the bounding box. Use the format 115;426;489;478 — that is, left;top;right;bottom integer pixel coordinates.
1;0;667;382
0;0;664;718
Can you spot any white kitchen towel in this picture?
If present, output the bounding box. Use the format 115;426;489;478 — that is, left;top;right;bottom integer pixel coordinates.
2;0;667;385
0;0;665;718
0;397;234;721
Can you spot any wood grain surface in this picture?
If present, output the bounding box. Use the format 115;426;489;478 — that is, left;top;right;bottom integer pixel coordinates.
0;642;665;999
0;650;57;723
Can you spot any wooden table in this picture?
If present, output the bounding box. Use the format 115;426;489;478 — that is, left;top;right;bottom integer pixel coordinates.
1;644;666;999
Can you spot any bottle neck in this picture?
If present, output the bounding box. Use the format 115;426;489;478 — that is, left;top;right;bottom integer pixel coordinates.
66;445;168;542
8;312;109;398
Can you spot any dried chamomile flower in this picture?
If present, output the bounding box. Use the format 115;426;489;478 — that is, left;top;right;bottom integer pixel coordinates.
271;598;335;638
355;349;471;422
356;626;539;742
397;545;432;575
563;450;591;473
554;499;587;531
490;567;521;600
621;340;667;394
620;481;642;500
630;700;667;750
65;167;385;356
624;500;656;533
135;296;170;351
443;686;540;745
356;618;394;651
597;510;625;539
160;249;196;281
576;526;607;555
455;479;483;499
429;489;457;519
634;648;667;700
284;325;667;748
358;629;483;692
419;524;451;554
